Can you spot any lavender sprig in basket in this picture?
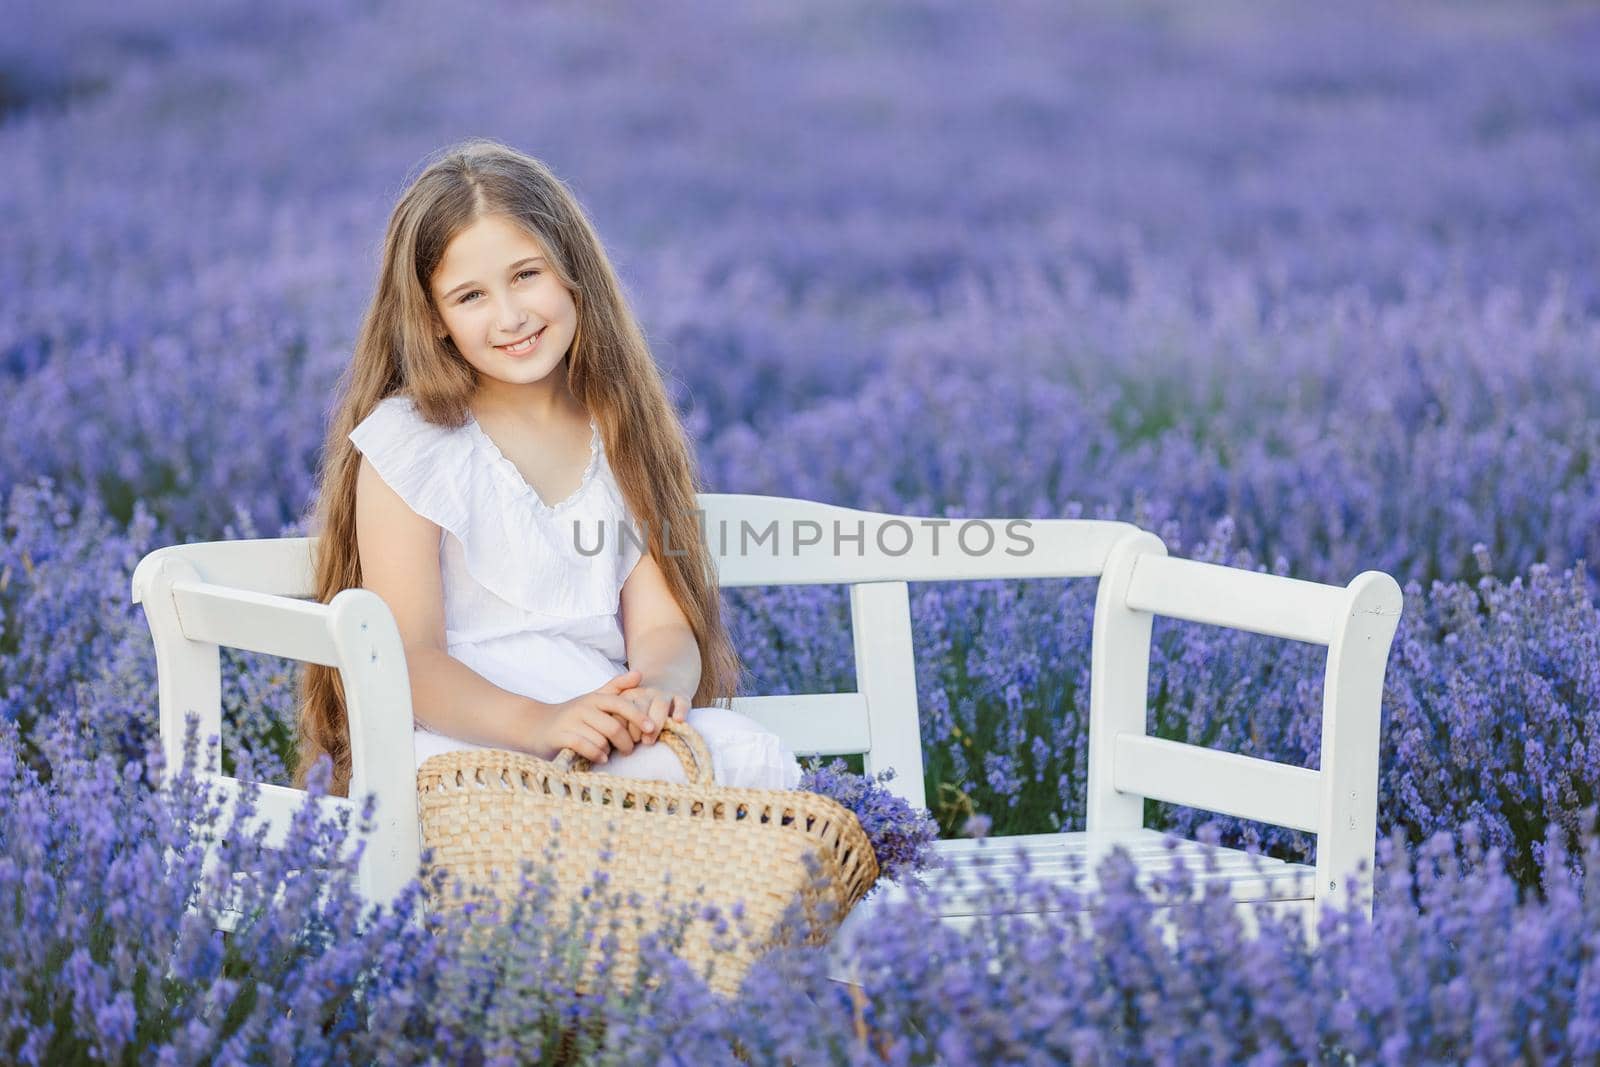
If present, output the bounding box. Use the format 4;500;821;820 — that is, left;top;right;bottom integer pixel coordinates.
798;760;940;887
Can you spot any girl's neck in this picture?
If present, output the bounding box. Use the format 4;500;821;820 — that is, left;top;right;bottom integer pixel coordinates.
470;364;583;427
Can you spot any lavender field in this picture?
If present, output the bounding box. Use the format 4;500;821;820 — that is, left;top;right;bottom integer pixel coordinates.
4;1;1600;1061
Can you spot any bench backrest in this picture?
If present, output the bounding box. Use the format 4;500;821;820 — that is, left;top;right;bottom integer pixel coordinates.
696;495;1141;809
131;493;1400;920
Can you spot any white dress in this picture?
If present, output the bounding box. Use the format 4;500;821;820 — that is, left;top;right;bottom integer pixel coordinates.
348;394;800;790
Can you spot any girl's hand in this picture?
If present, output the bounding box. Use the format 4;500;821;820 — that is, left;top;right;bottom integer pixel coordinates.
616;684;690;744
528;669;651;763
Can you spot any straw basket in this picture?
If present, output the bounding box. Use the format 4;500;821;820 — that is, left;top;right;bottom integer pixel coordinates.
415;719;879;996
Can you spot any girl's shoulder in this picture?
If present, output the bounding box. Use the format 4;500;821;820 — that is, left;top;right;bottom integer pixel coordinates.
349;394;474;463
353;392;454;436
347;393;477;529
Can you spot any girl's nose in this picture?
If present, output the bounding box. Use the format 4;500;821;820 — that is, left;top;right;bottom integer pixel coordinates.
494;297;527;334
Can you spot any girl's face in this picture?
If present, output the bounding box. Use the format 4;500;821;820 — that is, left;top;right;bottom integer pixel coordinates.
429;213;579;396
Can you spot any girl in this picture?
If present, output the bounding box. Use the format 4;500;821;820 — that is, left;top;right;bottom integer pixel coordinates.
293;139;799;798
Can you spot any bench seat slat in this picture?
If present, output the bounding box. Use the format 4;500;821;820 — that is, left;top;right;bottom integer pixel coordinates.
849;871;1314;923
861;829;1316;921
932;847;1298;877
933;827;1280;857
863;897;1315;945
920;871;1314;910
922;854;1311;890
929;830;1305;872
909;872;1316;918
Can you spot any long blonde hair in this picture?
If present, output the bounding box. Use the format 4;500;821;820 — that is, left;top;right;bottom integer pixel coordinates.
294;139;742;797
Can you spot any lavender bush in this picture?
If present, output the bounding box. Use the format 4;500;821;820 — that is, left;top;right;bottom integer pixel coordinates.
4;0;1599;1057
0;713;445;1063
11;709;1600;1062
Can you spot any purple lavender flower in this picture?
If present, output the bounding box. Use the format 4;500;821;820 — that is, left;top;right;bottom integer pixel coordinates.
799;760;940;885
5;0;1600;1054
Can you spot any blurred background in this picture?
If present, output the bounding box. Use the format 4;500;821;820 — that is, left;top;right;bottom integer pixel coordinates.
3;0;1597;884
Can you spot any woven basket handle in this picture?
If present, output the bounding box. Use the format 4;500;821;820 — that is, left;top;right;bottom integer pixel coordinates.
554;717;715;785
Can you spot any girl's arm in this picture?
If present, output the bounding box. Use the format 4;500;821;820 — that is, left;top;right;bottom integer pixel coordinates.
619;553;702;701
404;646;554;751
355;455;554;752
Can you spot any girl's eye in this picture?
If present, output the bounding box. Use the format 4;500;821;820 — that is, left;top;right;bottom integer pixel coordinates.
457;271;538;304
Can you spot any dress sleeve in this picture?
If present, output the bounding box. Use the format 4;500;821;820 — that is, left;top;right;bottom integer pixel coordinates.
616;508;647;591
347;396;473;538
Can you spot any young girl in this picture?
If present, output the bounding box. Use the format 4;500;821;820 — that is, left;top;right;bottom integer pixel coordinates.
293;139;799;798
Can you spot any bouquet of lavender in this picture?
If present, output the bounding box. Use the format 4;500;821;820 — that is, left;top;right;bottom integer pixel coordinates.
798;760;940;886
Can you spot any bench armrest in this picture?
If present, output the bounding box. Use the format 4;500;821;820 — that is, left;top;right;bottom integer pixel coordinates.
133;552;421;909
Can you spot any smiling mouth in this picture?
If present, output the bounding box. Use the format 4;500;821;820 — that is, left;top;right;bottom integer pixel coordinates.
498;327;546;355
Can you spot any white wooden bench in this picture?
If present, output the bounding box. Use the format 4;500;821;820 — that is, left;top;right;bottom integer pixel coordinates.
130;494;1402;946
